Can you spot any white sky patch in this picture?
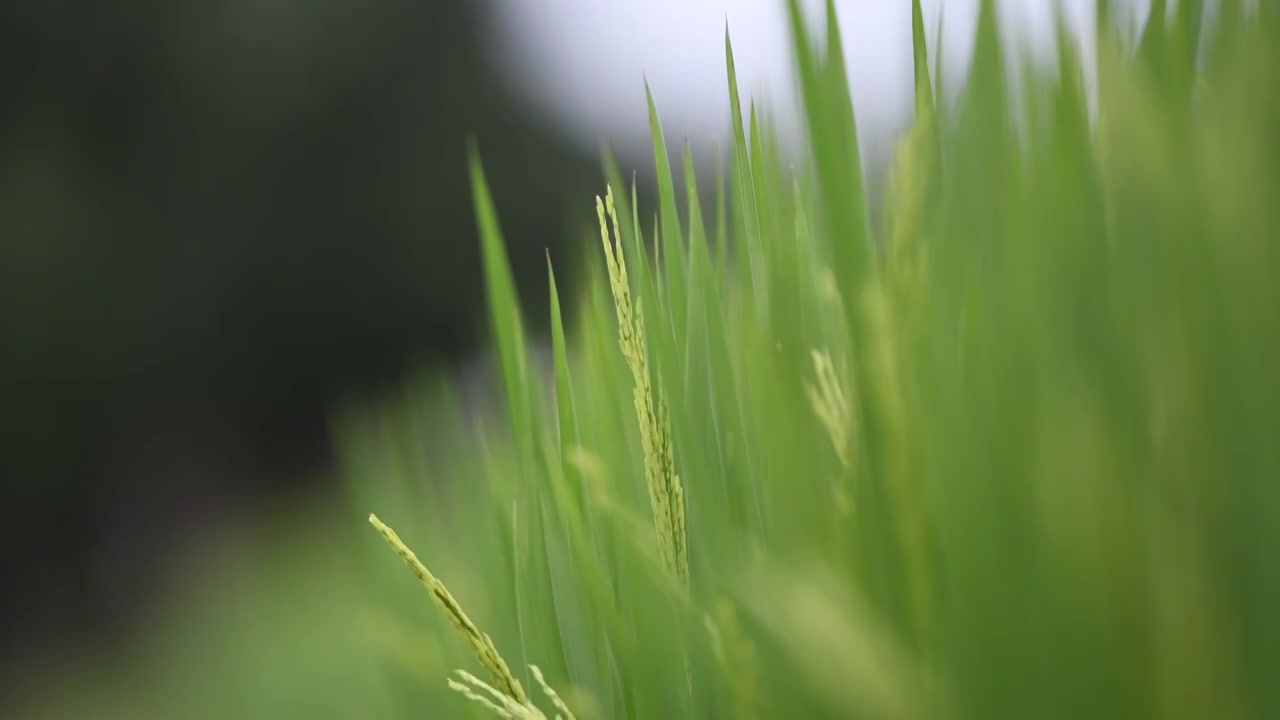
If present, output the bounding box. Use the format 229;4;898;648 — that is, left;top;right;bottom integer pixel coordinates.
480;0;1154;168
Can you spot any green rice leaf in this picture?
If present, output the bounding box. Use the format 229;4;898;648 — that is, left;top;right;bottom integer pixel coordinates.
467;143;536;468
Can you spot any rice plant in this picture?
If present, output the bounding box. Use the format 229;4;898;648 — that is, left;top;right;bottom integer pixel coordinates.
345;1;1280;718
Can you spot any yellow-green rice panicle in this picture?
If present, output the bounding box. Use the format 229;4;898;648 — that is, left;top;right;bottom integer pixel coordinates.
806;348;857;518
368;513;530;705
806;348;853;472
531;664;578;720
448;672;521;719
596;186;689;587
867;93;941;644
447;666;578;720
883;96;934;331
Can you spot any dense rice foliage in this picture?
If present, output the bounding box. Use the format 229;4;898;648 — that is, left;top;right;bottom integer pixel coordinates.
342;2;1280;718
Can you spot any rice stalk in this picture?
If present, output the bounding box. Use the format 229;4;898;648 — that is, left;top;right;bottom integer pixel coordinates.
368;513;532;709
447;666;578;720
596;186;689;588
806;348;853;472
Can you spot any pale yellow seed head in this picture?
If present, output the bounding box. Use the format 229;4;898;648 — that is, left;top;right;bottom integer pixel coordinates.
595;186;688;587
368;514;529;705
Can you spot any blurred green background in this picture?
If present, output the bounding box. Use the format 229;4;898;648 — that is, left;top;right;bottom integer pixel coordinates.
0;0;595;672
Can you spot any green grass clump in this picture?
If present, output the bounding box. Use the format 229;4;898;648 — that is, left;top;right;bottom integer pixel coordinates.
343;1;1280;718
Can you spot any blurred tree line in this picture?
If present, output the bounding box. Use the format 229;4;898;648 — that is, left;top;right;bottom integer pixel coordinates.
0;0;593;660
